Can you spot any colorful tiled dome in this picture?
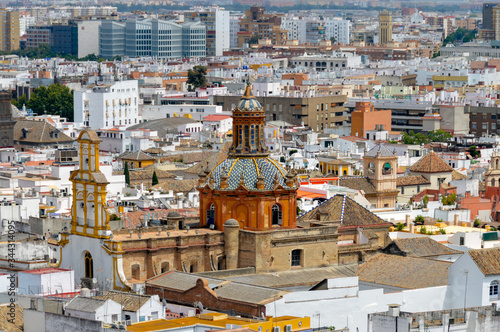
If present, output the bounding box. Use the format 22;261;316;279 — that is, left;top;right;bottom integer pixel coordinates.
206;157;290;191
236;84;262;111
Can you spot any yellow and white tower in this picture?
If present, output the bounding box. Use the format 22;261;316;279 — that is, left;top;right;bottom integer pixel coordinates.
59;129;130;291
69;130;111;238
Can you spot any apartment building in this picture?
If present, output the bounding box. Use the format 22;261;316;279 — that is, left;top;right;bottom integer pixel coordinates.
0;9;19;52
281;16;350;45
74;80;140;130
237;6;288;47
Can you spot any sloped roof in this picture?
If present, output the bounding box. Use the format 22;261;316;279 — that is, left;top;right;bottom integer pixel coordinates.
396;175;431;187
146;271;287;305
338;177;376;194
298;194;390;226
128;169;174;181
452;170;468;180
409;151;453;173
152;179;198;193
14;120;73;144
185;142;231;174
127;117;197;137
120;150;156;161
383;237;463;258
365;143;394;157
468;247;500;275
357;253;451;289
96;291;151;312
65;297;109;313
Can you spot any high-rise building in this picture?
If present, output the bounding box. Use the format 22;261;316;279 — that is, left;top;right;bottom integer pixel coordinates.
484;3;496;30
378;10;392;45
99;19;205;59
185;7;230;57
494;5;500;41
25;24;78;55
237;6;288;47
281;16;350;45
229;15;241;48
0;9;20;52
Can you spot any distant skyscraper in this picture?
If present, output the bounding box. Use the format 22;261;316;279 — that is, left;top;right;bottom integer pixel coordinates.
484;3;496;30
0;9;20;52
379;10;392;45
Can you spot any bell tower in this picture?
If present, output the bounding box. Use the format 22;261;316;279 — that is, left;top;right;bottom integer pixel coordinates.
486;151;500;187
69;130;112;239
363;143;398;208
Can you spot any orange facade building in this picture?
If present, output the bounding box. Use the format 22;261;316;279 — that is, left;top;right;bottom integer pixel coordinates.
350;101;392;139
198;84;298;231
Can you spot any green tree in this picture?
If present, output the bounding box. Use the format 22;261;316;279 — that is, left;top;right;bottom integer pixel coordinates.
11;94;28;109
422;194;429;208
26;84;74;121
152;170;159;186
467;145;480;159
396;222;405;231
248;34;259;45
124;162;130;187
442;193;456;205
330;36;336;44
402;129;452;145
187;65;207;91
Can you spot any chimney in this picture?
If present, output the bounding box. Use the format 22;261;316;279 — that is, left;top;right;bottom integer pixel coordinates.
405;214;410;226
454;214;459;225
388;304;401;317
380;125;384;131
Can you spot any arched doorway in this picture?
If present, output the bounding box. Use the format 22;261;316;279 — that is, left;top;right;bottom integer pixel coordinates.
84;251;93;279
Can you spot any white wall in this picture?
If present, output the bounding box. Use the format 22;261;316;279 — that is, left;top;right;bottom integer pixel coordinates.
77;21;102;58
18;270;74;296
141;104;223;121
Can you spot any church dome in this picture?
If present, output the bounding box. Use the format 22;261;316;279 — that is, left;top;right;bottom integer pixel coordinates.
236;84;262;111
206;157;290;191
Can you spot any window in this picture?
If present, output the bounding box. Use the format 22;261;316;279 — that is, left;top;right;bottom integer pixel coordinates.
490;281;499;299
272;204;282;225
291;249;302;267
382;162;392;175
206;204;215;226
112;314;118;322
401;187;405;195
84;252;93;278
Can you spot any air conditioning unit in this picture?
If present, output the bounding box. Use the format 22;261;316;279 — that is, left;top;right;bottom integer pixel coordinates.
273;327;281;332
285;325;292;332
125;320;132;326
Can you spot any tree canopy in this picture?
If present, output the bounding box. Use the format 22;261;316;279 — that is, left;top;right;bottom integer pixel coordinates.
152;170;159;186
443;28;476;47
401;130;452;145
13;84;74;121
187;65;207;91
248;35;259;45
124;162;130;187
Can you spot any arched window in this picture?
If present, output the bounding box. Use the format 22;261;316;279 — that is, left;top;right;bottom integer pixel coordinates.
368;162;375;174
496;159;499;169
490;280;499;300
244;125;250;150
291;249;302;267
492;179;496;187
84;252;93;279
161;262;170;274
382;162;392;175
206;204;215;227
272;204;282;225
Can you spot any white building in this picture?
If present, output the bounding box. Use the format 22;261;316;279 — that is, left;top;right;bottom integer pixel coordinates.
229;15;241;48
324;18;350;44
141;104;225;122
202;114;232;136
77;20;102;58
186;6;230;56
64;297;123;324
17;268;75;296
74;80;140;130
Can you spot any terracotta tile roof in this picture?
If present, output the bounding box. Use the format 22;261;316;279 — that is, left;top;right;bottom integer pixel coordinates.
128;169;175;181
185;142;231;174
14;120;73;145
452;170;468;180
356;253;452;289
120;209;170;228
338;177;376;194
409;151;453;173
96;291;152;312
468;247;500;275
298;194;390;226
383;237;463;258
160;150;217;165
396;175;431;187
120;150;156;161
152;179;198;193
